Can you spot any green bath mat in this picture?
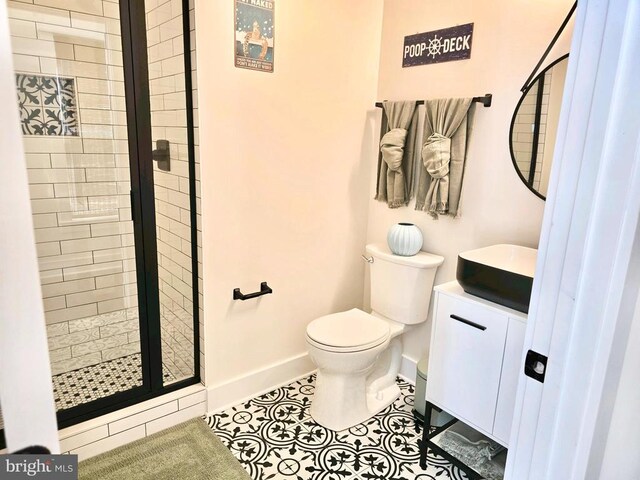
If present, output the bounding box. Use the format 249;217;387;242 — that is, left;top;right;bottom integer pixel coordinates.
79;418;250;480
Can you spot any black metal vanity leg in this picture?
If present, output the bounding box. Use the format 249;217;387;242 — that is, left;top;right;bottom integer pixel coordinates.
420;401;433;469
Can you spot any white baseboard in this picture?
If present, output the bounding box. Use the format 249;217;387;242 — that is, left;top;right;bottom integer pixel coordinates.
399;354;418;384
207;352;419;415
206;352;316;414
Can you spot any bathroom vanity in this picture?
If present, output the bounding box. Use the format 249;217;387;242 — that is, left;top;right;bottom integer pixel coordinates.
419;280;527;477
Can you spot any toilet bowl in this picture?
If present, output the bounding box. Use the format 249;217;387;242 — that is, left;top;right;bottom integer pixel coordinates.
306;308;398;431
306;243;444;431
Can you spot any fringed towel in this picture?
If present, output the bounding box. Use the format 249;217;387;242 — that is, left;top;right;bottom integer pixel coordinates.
375;101;419;208
416;98;475;218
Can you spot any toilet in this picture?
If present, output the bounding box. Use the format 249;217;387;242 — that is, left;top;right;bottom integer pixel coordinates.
306;243;444;431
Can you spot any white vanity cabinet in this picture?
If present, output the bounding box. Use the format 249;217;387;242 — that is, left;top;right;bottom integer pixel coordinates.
426;281;527;446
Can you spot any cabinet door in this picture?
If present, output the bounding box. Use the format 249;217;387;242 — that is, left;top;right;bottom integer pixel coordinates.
427;293;509;434
493;318;527;445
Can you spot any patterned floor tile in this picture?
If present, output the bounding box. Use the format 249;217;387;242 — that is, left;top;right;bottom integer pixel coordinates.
52;353;175;411
207;375;469;480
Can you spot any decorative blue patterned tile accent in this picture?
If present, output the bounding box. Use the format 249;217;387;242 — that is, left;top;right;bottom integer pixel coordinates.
16;73;79;136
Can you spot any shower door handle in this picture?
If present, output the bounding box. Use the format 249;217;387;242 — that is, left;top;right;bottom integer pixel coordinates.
130;190;135;223
152;139;170;171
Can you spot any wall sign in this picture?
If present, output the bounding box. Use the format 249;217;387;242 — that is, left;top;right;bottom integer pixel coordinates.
402;23;474;68
235;0;275;73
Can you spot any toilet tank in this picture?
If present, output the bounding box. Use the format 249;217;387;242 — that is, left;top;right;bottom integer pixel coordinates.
366;243;444;325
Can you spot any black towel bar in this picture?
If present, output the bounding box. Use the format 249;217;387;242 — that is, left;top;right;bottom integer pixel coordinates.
375;93;492;108
233;282;273;301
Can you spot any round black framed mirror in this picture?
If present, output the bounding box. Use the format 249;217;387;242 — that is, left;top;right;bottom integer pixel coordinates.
509;54;569;200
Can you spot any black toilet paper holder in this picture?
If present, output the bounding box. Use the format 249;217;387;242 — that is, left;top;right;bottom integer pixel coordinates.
233;282;273;301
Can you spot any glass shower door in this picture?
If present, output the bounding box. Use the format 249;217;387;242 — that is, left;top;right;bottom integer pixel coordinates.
7;1;145;414
144;0;198;386
1;0;199;444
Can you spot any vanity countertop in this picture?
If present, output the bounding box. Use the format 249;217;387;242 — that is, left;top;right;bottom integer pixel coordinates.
435;280;528;323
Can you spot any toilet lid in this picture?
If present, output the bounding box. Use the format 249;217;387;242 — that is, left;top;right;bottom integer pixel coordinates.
306;308;390;350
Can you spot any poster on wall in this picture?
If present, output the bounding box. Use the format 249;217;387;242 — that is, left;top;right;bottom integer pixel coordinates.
402;23;474;68
235;0;275;73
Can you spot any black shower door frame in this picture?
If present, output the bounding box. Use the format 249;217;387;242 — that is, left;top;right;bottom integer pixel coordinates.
55;0;201;430
0;0;200;446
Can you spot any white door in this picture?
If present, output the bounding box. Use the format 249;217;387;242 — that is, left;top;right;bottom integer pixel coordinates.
506;0;640;478
0;1;59;453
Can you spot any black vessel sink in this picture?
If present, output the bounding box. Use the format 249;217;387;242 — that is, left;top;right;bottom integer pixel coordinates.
456;244;537;313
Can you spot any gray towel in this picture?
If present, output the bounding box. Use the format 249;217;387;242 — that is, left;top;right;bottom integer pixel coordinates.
375;101;419;208
416;98;474;218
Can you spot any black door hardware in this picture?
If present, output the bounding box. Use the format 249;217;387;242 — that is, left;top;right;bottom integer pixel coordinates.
152;139;170;171
130;190;136;222
524;349;548;383
450;314;487;331
233;282;273;301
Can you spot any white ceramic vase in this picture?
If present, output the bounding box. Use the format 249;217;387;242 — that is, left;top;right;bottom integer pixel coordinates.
387;223;423;256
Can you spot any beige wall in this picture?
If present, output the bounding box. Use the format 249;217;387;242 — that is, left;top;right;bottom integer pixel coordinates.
195;0;384;387
196;0;575;390
367;0;574;365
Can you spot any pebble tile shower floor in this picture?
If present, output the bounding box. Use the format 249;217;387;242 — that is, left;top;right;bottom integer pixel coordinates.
207;375;469;480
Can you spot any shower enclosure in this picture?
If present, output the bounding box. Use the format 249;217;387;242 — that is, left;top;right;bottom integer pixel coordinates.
1;0;201;441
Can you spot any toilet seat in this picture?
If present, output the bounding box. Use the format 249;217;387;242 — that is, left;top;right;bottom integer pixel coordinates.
306;308;390;353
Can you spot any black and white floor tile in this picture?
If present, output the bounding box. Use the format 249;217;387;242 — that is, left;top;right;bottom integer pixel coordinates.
53;353;175;410
207;375;469;480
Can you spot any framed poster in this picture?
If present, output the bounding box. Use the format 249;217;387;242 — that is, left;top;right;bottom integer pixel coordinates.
235;0;275;73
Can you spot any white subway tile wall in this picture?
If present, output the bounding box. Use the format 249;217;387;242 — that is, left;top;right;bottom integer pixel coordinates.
8;0;139;379
7;0;203;390
147;0;200;383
